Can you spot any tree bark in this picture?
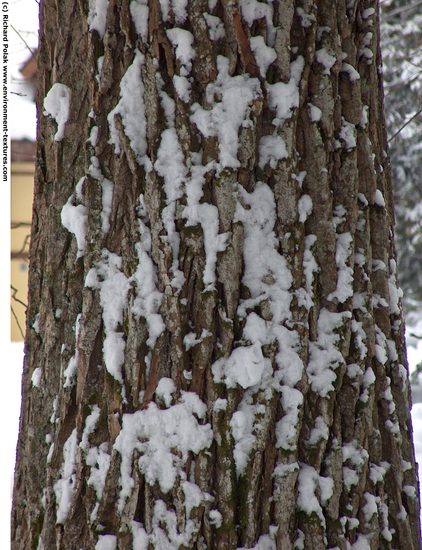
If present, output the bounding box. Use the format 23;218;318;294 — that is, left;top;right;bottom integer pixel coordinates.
12;0;421;549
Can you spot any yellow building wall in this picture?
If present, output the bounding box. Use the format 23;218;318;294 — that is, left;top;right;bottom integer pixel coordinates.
11;161;34;341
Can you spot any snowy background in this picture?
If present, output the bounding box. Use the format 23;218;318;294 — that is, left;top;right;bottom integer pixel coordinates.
2;1;421;547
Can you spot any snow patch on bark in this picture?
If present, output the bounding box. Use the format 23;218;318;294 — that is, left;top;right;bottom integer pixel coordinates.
61;178;88;258
173;75;191;102
338;118;357;151
213;182;296;390
213;182;308;469
129;0;149;43
298;194;313;223
131;196;165;348
113;392;212;509
63;354;78;389
258;135;287;169
88;0;109;38
308;103;322;122
155;128;186;289
238;526;278;549
229;395;263;475
328;232;354;303
191;55;262;170
86;443;111;521
149;499;198;548
131;521;149;549
54;429;78;524
43;83;71;141
182;480;213;517
80;405;101;451
62;314;82;388
297;464;333;526
159;0;188;23
85;196;165;383
155;377;176;408
88;156;113;235
308;309;351;396
388;259;403;315
184;161;229;288
213;343;272;390
315;48;336;75
85;250;130;384
342;441;369;491
31;367;42;388
300;234;319;309
276;388;303;450
235;182;293;320
240;0;276;44
129;489;215;548
183;329;212;351
250;36;276;77
203;13;225;41
266;56;304;127
166;28;196;76
108;50;149;168
95;535;116;550
341;62;360;81
79;405;110;520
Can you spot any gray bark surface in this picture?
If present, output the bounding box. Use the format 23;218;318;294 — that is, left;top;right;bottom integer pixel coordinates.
12;0;421;549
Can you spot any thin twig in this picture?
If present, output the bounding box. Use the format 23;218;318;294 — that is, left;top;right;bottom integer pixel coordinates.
11;233;31;261
388;109;422;143
11;305;25;340
10;24;36;56
11;222;32;229
11;251;29;260
18;234;31;256
11;285;28;310
407;60;422;71
382;0;422;21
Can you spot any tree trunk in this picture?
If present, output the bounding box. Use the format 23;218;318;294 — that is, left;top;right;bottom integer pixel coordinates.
12;0;420;549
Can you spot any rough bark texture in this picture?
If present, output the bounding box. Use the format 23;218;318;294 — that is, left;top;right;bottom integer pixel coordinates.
12;0;420;549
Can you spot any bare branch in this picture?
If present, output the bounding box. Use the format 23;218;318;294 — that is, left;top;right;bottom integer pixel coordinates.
11;285;28;310
382;0;422;21
11;305;25;340
11;233;31;261
11;24;36;56
388;109;422;143
11;222;32;229
11;251;29;260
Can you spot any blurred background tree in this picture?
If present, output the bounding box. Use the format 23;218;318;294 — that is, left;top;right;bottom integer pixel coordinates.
381;0;422;317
